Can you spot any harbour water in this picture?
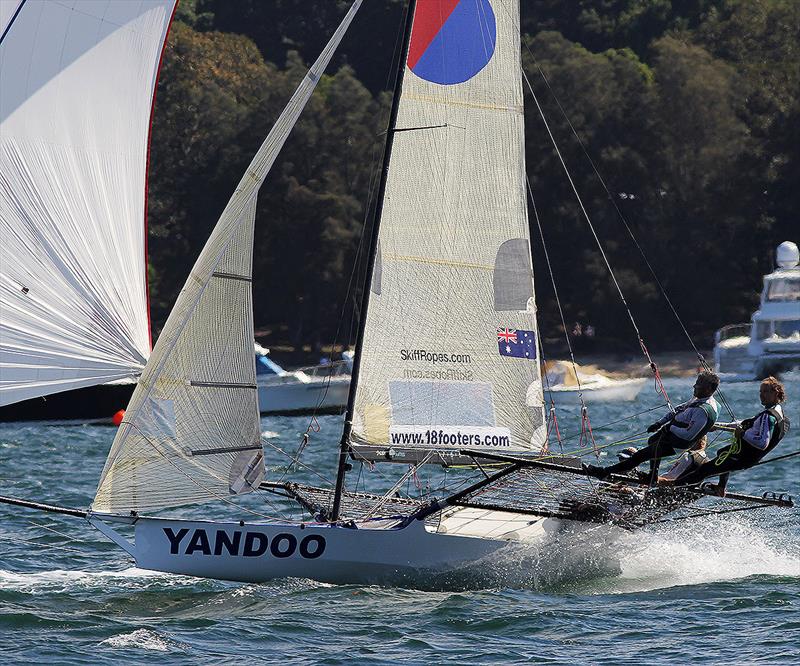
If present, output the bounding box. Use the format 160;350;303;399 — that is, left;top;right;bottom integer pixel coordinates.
1;376;798;664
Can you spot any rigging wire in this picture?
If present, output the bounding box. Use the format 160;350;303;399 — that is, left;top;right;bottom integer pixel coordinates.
522;67;673;412
518;39;736;420
5;535;88;555
754;448;800;467
535;335;564;454
292;1;411;477
263;438;333;487
553;402;667;445
28;520;89;545
527;178;599;458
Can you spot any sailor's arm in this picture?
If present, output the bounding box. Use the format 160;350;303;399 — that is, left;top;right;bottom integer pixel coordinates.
741;413;776;450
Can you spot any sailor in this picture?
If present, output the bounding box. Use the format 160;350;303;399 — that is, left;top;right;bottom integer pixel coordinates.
677;377;789;496
657;436;708;484
584;370;720;481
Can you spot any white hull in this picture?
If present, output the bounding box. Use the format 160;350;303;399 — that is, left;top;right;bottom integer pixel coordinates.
125;509;621;588
257;376;350;414
713;249;800;380
546;378;645;404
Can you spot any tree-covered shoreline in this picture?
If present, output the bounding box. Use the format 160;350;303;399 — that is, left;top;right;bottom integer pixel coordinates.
145;0;798;358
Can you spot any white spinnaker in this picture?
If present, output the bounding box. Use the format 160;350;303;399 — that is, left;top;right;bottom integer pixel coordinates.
0;0;176;406
352;0;546;455
92;0;363;514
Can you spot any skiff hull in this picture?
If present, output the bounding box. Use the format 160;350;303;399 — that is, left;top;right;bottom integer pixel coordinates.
127;512;621;589
0;382;135;423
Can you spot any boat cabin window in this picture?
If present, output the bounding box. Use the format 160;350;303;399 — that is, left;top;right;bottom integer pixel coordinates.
765;277;800;302
755;321;772;340
775;320;800;337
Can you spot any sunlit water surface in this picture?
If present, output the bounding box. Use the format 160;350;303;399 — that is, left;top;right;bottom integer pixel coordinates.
1;377;797;664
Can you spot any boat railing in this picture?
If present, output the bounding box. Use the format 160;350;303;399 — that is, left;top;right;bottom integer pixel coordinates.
715;323;751;344
295;360;351;379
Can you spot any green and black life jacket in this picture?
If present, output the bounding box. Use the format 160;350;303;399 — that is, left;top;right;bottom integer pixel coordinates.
667;396;719;443
740;406;789;456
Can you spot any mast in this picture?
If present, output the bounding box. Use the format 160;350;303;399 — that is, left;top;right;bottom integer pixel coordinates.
330;0;417;522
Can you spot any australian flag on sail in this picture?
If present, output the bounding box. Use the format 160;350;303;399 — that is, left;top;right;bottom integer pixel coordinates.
497;328;536;360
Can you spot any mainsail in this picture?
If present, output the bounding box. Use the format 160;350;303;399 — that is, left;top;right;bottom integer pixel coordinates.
92;0;363;514
0;0;176;406
350;0;546;458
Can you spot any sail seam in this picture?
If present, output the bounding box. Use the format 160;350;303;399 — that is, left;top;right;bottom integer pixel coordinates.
382;253;494;271
402;93;522;114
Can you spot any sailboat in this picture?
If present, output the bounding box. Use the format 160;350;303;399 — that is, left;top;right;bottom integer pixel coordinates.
0;0;792;588
0;0;177;421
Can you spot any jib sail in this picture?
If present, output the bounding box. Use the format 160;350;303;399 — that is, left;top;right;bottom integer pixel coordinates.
92;0;363;514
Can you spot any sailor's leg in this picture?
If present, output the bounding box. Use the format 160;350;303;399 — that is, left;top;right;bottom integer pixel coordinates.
647;454;662;485
605;439;672;475
584;431;683;479
706;445;766;494
677;460;719;486
679;448;745;487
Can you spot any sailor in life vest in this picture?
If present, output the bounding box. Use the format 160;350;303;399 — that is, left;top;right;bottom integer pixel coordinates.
584;370;720;481
677;377;789;496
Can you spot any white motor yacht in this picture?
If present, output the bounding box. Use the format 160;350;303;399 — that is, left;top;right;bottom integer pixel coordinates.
255;344;351;415
714;241;800;380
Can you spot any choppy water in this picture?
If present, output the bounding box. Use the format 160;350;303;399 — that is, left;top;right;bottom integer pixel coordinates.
1;377;798;664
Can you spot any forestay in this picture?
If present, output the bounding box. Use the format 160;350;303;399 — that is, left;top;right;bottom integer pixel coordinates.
351;0;546;458
92;0;363;514
0;0;176;406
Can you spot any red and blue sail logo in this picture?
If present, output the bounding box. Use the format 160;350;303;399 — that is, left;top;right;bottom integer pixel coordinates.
407;0;497;86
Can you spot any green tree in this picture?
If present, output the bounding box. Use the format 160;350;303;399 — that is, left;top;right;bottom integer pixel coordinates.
147;23;388;345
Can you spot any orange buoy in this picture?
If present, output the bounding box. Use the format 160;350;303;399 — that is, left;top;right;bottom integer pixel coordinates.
112;409;125;426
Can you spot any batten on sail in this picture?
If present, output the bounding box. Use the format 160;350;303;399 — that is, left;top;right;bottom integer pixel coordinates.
0;1;177;407
92;0;364;515
93;196;262;513
350;0;546;461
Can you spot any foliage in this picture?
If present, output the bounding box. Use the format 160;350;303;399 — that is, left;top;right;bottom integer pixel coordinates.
147;22;388;344
144;1;798;353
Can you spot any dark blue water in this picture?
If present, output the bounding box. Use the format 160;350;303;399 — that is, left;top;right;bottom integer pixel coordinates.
1;377;798;664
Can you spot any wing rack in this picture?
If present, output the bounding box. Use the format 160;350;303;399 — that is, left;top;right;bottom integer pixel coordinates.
445;450;794;530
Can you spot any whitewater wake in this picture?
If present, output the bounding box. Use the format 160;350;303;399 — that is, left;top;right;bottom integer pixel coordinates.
596;513;800;593
0;566;184;593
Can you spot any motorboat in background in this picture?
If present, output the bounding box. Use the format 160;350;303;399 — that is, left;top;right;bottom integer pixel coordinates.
714;241;800;381
255;344;350;415
543;360;645;404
